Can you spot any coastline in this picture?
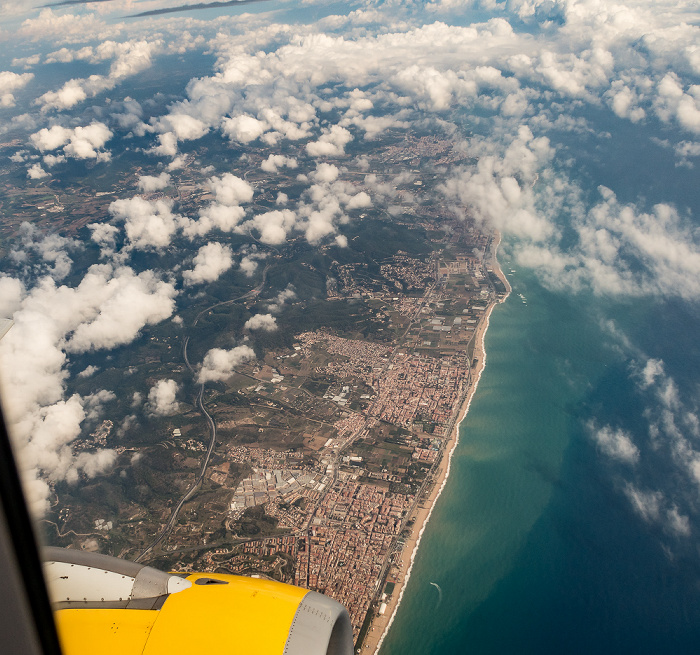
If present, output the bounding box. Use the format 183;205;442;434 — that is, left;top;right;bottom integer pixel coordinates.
364;232;510;654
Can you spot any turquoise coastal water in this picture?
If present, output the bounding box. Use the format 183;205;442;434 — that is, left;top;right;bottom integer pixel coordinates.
380;265;700;654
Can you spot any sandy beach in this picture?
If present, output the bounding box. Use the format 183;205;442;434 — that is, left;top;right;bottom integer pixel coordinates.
363;233;511;654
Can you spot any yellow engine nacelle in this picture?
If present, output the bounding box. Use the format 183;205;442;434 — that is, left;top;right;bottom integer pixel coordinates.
43;548;353;655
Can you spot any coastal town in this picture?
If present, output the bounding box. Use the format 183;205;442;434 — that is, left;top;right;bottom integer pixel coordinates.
154;227;509;647
8;122;511;651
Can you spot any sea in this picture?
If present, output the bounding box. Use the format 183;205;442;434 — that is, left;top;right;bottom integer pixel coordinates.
379;262;700;654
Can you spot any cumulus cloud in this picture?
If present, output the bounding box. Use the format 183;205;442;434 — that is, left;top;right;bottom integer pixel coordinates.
311;163;340;184
146;379;180;416
150;132;178;158
516;187;700;300
137;172;171;193
439;126;554;241
654;73;700;134
158;113;209;141
208;173;254;206
624;485;691;537
239;246;267;277
222;114;267;143
637;358;665;390
88;223;120;257
36;39;162;112
244;313;277;331
306;125;353;157
30;122;112;161
18;9;111;42
0;71;33;107
64;267;178;353
108;196;181;251
78;365;99;378
243;209;298;245
183;242;234;286
0;263;175;515
232;160;369;247
27;163;48;180
261;154;298;173
197;345;256;383
182;203;246;239
267;285;296;313
11;222;79;281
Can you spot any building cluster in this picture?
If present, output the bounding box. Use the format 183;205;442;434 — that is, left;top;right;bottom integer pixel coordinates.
298;331;392;368
264;497;309;530
334;414;366;440
73;419;112;452
379;254;432;292
229;468;329;517
227;445;293;469
376;135;462;167
294;480;413;638
369;352;467;434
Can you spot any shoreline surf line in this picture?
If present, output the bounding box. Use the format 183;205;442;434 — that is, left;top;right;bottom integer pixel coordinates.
367;232;510;654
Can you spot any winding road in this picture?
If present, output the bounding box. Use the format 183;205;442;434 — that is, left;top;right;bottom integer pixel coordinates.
134;267;270;563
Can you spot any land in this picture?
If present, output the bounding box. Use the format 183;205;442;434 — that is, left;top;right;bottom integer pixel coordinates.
2;126;509;649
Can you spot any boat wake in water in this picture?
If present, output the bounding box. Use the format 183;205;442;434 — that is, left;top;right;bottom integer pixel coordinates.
429;582;443;608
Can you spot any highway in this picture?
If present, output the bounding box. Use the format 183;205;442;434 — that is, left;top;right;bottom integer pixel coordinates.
134;267;270;563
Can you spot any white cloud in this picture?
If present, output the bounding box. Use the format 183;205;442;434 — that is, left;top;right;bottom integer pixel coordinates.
158;113;209;141
64;267;177;353
183;242;234;286
146;379;180;416
516;187;700;300
238;247;267;277
266;285;296;313
311;163;340;184
43;154;65;168
624;484;662;523
137;172;171;193
0;262;175;515
150;132;178;158
88;223;120;257
637;358;665;390
346;191;372;209
11;222;78;281
589;422;640;465
77;365;99;378
182;203;246;239
666;506;691;537
244;313;278;331
624;485;691;537
244;209;299;245
208;173;254;206
261;154;298;173
30;122;112;161
30;125;73;152
654;73;700;134
222;114;268;143
27;163;48;180
306;125;353;157
197;345;256;383
18;9;111;42
0;277;24;317
108;196;181;251
36;39;162;112
0;71;33;107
